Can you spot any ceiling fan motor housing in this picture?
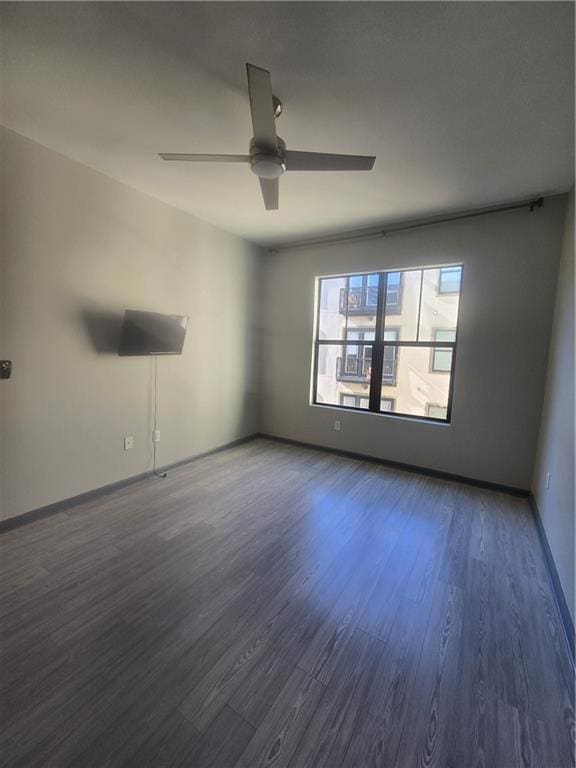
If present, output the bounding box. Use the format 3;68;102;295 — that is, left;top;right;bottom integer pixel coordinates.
250;137;286;179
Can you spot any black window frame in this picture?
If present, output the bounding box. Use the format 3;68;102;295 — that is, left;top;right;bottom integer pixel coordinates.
313;266;462;423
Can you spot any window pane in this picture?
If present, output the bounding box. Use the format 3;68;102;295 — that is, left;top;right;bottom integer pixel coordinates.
384;270;421;340
380;346;450;419
318;277;348;340
316;343;372;408
418;267;461;341
380;398;394;412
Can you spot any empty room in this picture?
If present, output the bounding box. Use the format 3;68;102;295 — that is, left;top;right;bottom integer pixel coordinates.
0;2;574;767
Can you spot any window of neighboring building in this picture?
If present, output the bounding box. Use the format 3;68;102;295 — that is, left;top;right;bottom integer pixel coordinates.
340;394;370;410
338;329;374;380
431;329;456;372
438;266;462;294
382;328;399;384
427;404;448;419
313;265;462;422
385;272;402;313
341;273;379;313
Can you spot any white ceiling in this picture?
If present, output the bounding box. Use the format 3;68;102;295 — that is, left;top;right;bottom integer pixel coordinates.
1;2;573;246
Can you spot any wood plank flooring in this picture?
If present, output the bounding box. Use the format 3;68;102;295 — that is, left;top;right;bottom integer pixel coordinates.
0;438;574;767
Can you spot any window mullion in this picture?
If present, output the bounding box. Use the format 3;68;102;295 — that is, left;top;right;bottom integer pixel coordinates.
368;273;387;412
416;270;424;342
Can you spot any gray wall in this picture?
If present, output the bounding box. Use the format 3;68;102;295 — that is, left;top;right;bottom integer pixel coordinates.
261;197;567;490
0;127;262;521
532;189;575;622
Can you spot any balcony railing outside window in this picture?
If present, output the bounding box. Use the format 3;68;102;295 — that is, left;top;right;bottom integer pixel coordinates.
339;277;402;315
336;352;397;383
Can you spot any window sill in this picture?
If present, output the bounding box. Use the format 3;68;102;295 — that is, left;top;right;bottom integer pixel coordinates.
310;402;452;426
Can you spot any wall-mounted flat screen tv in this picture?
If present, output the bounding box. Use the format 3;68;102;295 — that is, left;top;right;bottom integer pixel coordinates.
118;310;188;356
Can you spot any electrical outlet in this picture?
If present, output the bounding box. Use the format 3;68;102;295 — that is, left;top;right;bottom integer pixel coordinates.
334;420;341;432
153;429;161;443
124;436;134;450
546;472;551;490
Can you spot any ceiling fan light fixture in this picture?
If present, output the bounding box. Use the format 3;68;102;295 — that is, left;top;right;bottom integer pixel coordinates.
250;154;285;179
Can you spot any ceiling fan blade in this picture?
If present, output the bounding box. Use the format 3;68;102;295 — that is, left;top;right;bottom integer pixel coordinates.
259;177;279;210
159;153;250;163
284;151;375;171
246;63;278;152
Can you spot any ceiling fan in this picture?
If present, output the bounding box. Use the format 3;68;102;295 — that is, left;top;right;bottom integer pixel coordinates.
159;63;376;211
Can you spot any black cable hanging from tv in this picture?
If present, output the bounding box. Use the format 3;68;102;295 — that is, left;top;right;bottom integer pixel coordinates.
152;355;167;479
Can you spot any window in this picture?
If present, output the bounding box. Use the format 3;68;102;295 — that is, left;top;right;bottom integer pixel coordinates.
382;329;398;384
340;394;370;410
384;272;402;313
337;329;374;381
339;394;394;412
438;266;462;294
314;265;462;422
431;329;456;372
339;273;395;315
427;404;448;419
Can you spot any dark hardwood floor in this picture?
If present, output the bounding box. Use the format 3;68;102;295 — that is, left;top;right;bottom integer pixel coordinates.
1;438;574;767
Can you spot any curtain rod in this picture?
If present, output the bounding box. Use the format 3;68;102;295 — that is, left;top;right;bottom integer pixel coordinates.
268;195;544;253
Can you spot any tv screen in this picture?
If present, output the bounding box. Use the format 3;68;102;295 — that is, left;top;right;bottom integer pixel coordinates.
118;310;188;356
